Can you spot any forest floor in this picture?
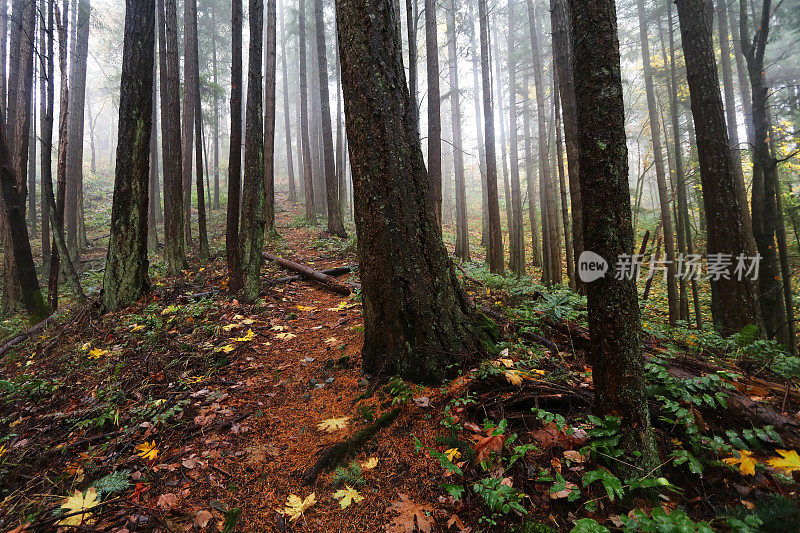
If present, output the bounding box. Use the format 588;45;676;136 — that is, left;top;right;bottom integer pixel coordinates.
2;195;800;532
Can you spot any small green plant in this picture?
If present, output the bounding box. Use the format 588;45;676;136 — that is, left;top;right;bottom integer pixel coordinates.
473;476;527;526
91;470;131;496
331;462;365;487
384;377;415;406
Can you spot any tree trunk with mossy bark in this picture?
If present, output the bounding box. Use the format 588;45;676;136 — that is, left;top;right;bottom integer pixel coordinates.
102;0;154;312
226;0;244;294
336;0;491;384
569;0;658;480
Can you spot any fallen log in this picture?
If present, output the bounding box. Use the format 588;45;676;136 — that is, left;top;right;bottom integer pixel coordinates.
0;315;56;356
302;407;401;485
269;265;355;285
263;253;358;295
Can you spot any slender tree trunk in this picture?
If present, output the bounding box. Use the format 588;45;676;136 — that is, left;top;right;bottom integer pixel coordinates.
335;0;489;384
194;92;209;260
425;0;441;225
569;0;658;480
0;0;7;117
158;0;185;274
528;0;559;285
102;0;155;312
523;64;541;268
148;48;158;251
554;71;574;289
479;0;502;274
64;0;89;261
334;22;346;218
181;0;199;248
298;0;316;223
279;0;296;203
728;1;755;148
314;0;345;237
226;0;244;294
506;1;523;276
264;0;277;237
491;23;512;232
211;5;220;210
468;0;487;251
27;50;36;235
406;0;418;132
551;0;582;291
675;0;763;336
40;0;52;279
740;0;788;344
447;0;468;262
240;0;265;301
636;0;678;325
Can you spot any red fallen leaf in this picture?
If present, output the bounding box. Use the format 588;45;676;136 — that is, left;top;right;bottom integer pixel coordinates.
195;510;213;528
530;422;581;450
446;514;472;532
386;493;434;533
128;483;148;503
462;422;482;434
472;434;505;463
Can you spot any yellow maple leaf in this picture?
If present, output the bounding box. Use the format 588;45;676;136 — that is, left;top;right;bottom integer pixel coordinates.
361;457;379;470
241;318;256;325
161;305;179;315
317;417;350;432
232;329;256;342
275;332;296;340
221;323;240;332
333;486;364;509
59;488;99;526
445;448;462;462
271;325;287;332
767;449;800;473
724;449;758;476
280;493;316;521
0;443;7;458
88;348;109;360
135;441;159;461
504;370;526;386
325;337;339;344
297;305;317;312
216;344;236;353
498;358;515;368
131;324;145;332
81;342;92;351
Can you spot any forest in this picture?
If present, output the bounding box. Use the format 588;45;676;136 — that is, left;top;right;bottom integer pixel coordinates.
0;0;799;530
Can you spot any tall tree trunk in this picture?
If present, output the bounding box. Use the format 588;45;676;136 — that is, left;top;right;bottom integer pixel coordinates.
298;0;316;223
102;0;155;312
406;0;418;132
528;0;559;285
491;22;512;233
158;0;185;274
717;0;753;240
506;0;523;276
728;1;755;148
551;0;582;292
279;0;296;203
314;0;346;237
240;0;265;302
64;0;89;261
0;0;7;118
226;0;244;294
554;70;574;289
334;21;347;218
447;0;468;262
181;0;198;248
675;0;762;336
522;64;541;268
194;91;209;260
667;0;701;329
569;0;658;480
148;47;158;251
425;0;441;224
264;0;277;237
479;0;502;274
211;5;221;210
335;0;489;384
740;0;788;344
636;0;678;325
40;0;52;279
468;0;487;250
27;48;36;235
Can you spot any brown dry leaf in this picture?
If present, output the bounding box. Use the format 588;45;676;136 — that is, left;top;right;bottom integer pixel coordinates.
385;493;434;533
530;422;580;449
446;514;472;532
195;510;213;528
157;493;179;510
472;434;505;463
182;455;202;469
549;481;579;499
563;450;587;463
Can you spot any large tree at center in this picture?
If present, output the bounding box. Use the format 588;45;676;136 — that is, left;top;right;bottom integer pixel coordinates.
335;0;489;384
102;0;155;311
569;0;658;479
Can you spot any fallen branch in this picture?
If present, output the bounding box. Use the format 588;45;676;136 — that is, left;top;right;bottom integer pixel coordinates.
302;407;401;486
263;253;359;295
0;315;56;356
269;265;355;285
480;306;559;352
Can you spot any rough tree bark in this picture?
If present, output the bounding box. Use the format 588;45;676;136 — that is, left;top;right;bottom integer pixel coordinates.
314;0;346;237
239;0;265;302
158;0;185;275
102;0;155;312
675;0;762;336
569;0;659;479
468;0;487;250
264;0;277;237
406;0;418;132
39;0;52;278
180;0;199;247
226;0;244;294
335;0;490;384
